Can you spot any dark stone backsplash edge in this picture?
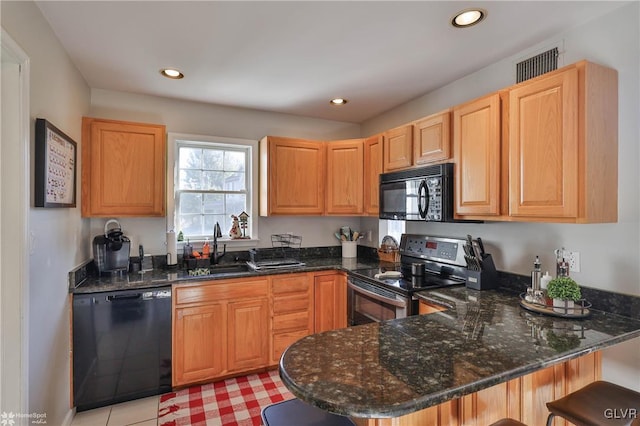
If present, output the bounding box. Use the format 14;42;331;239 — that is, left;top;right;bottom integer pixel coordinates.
497;270;640;320
69;247;640;320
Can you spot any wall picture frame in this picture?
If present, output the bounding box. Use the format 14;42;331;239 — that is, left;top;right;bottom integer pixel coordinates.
35;118;77;208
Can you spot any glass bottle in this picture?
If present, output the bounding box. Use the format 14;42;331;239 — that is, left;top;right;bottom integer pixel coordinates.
202;238;210;259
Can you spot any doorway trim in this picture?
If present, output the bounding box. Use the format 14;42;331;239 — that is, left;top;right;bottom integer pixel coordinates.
1;27;30;419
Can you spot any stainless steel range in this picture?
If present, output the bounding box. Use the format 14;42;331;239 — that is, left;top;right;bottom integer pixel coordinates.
348;234;469;325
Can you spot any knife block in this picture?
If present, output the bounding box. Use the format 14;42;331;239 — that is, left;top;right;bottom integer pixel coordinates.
465;253;498;290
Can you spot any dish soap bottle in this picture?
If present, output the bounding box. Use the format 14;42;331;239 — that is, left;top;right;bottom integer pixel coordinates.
202;238;210;259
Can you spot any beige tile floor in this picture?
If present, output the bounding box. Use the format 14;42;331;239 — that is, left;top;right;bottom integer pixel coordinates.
70;395;159;426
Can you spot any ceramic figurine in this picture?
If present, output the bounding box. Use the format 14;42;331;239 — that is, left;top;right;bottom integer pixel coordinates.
229;215;242;239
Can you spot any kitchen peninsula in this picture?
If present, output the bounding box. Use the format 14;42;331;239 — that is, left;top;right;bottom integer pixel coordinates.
279;286;640;426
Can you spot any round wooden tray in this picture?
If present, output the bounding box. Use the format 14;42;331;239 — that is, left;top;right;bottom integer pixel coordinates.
519;294;591;318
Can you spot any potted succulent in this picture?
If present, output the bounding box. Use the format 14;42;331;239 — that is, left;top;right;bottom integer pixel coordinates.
546;276;582;313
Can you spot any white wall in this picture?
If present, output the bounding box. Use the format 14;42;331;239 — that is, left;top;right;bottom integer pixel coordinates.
1;1;91;424
362;3;640;390
88;89;363;254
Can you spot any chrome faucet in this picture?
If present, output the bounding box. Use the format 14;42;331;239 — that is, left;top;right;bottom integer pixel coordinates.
212;222;226;264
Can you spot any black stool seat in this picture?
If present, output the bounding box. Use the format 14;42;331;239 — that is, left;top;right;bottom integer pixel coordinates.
546;381;640;426
489;418;528;426
261;398;356;426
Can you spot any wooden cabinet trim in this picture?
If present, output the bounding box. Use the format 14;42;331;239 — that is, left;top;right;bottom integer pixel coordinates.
174;277;269;305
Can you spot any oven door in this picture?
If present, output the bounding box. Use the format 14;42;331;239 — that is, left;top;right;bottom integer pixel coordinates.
347;278;409;325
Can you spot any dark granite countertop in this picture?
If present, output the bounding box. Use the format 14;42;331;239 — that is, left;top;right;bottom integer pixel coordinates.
71;257;379;294
279;285;640;419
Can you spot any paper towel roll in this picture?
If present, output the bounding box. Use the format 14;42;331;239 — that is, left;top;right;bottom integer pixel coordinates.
167;230;177;266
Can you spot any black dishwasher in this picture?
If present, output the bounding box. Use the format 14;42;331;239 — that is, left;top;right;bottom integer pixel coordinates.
73;287;172;411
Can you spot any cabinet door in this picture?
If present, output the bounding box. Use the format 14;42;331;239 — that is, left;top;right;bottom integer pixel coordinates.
453;93;501;216
173;303;226;387
314;273;347;333
326;139;364;215
81;117;166;217
413;110;451;165
363;134;383;216
227;298;270;372
260;136;325;216
383;125;413;172
509;68;579;218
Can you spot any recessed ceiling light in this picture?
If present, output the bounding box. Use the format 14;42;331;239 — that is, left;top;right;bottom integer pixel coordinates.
451;9;486;28
329;98;348;106
160;68;184;79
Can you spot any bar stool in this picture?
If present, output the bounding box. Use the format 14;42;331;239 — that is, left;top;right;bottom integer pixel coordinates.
489;419;528;426
261;398;356;426
546;381;640;426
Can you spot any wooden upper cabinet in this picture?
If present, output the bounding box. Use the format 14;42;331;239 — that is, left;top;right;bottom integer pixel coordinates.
260;136;325;216
81;117;166;217
413;110;451;165
509;68;579;219
326;139;364;215
363;134;383;215
383;125;413;172
453;93;501;217
508;61;617;223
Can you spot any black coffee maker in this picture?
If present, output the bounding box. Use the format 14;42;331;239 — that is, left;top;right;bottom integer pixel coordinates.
93;219;131;274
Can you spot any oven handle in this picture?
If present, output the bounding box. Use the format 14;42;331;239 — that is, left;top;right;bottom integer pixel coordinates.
347;281;408;308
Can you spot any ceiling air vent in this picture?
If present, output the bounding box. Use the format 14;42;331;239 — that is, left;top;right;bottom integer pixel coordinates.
516;47;559;83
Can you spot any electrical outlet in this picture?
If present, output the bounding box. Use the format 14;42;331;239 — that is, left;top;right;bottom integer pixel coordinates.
567;251;580;272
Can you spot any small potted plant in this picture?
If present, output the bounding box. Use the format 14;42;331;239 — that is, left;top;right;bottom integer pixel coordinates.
546;276;582;314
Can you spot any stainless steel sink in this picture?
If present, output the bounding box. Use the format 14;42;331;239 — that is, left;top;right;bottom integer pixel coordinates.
208;263;251;275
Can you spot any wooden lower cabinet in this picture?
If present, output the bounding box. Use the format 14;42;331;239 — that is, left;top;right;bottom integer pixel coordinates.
352;351;601;426
271;273;314;365
314;272;348;333
172;277;270;387
173;303;227;386
228;298;269;373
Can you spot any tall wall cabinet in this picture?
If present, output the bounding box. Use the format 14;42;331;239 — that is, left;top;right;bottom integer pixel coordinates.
81;117;166;217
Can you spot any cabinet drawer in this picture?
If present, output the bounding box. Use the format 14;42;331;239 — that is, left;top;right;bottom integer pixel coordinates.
272;274;310;295
273;330;311;361
273;294;311;315
174;278;268;305
273;311;310;332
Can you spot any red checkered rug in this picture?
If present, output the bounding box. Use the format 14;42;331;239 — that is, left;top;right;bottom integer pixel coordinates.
158;370;295;426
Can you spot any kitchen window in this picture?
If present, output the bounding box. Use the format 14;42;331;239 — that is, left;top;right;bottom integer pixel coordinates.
167;133;258;245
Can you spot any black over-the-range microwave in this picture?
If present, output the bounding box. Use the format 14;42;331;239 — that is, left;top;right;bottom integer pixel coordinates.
379;163;455;222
